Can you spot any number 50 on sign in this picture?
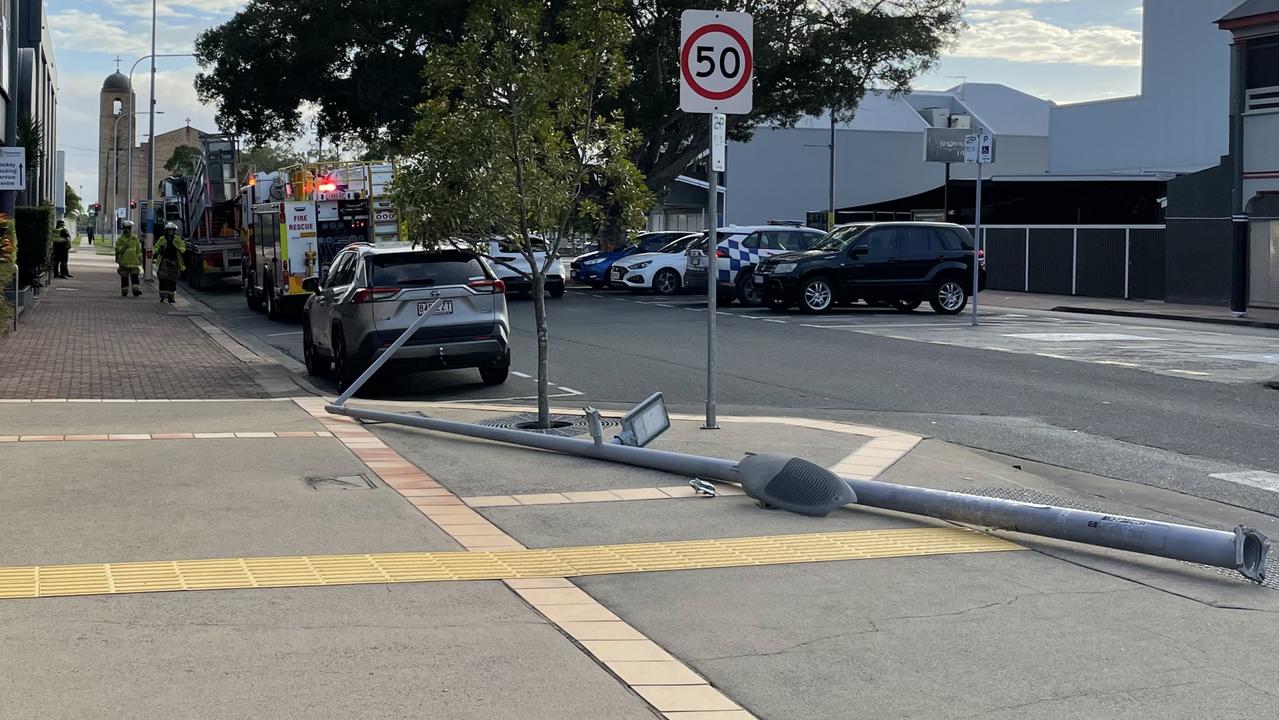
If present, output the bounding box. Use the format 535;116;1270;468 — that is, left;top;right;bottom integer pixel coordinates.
680;10;753;115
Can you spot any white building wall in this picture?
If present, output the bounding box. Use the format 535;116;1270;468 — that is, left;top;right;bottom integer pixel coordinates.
1049;0;1233;174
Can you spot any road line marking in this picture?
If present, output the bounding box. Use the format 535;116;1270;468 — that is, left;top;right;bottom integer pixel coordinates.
1034;352;1071;360
1208;470;1279;492
654;303;674;308
511;371;531;378
556;386;583;395
763;319;787;323
1095;360;1141;368
266;331;303;337
0;528;1019;600
1168;369;1211;376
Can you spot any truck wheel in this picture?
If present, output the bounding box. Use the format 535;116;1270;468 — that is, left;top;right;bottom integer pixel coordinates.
266;285;283;320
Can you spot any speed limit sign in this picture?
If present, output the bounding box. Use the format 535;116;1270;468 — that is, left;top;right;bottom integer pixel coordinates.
680;10;753;115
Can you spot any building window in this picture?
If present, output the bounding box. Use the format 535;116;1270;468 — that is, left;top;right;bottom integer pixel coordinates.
1246;36;1279;90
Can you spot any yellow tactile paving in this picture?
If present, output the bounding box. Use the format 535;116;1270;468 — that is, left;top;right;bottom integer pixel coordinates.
0;528;1019;600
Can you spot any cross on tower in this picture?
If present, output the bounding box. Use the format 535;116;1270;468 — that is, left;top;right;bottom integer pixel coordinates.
184;117;191;128
114;55;122;72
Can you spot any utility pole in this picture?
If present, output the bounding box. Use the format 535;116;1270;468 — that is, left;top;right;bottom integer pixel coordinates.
144;0;158;281
827;112;835;230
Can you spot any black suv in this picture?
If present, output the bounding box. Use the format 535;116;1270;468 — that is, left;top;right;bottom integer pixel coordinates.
754;222;986;314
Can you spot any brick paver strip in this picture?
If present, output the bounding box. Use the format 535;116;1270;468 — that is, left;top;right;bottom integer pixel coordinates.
0;265;267;399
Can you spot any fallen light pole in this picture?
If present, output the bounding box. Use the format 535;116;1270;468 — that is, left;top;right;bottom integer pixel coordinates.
326;310;1268;584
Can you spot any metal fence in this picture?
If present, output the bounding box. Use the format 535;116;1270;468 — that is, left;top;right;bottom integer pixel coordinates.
972;224;1166;301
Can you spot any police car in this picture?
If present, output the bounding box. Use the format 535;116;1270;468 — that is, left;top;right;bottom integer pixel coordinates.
684;224;826;306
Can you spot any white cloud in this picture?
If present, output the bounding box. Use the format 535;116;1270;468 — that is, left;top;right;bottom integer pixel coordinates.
950;9;1141;67
49;8;204;55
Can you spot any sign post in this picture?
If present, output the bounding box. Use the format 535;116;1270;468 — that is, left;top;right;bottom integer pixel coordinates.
963;132;994;327
680;9;752;431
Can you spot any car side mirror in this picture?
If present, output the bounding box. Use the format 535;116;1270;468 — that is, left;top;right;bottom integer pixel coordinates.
849;245;868;257
302;276;320;293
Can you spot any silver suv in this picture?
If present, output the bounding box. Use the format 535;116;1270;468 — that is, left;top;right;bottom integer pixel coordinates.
301;244;511;390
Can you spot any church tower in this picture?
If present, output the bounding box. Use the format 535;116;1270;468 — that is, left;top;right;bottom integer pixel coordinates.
98;61;135;229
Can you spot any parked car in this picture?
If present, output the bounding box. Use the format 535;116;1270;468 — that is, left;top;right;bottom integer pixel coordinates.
485;237;566;298
684;224;826;306
755;222;986;315
608;232;704;294
570;231;698;288
301;245;511;390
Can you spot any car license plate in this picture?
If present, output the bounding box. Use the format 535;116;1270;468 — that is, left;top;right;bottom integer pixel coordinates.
612;268;625;279
753;274;765;284
418;300;453;316
688;256;705;269
570;270;579;279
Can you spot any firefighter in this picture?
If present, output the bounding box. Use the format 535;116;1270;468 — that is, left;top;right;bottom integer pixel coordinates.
115;220;142;297
154;222;186;303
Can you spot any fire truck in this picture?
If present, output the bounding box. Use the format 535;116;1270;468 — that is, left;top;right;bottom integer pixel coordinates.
157;134;244;289
240;161;399;318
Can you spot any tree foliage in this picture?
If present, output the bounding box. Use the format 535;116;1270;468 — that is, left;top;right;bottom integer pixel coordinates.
164;145;202;175
392;0;651;427
239;141;307;174
195;0;962;197
64;184;82;218
16;114;43;201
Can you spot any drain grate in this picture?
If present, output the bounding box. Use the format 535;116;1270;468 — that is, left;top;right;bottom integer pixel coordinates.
956;487;1279;590
305;474;376;491
473;412;622;438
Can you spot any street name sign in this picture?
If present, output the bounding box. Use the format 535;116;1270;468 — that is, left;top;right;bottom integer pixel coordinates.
0;147;25;191
680;10;753;115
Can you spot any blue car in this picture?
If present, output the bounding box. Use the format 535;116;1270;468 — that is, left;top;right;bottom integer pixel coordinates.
570;232;696;288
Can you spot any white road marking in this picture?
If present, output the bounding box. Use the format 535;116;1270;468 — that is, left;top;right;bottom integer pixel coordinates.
266;331;303;337
1034;352;1071;360
1168;369;1211;376
655;303;674;308
511;371;531;378
763;319;787;324
1208;353;1279;364
1209;470;1279;493
556;386;583;395
1004;333;1162;342
1095;360;1140;368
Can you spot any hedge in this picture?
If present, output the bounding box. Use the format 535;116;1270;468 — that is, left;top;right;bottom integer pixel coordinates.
15;205;51;288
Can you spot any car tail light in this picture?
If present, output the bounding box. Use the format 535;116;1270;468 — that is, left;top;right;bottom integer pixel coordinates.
352;286;399;303
468;278;506;294
978;249;986;268
716;249;729;258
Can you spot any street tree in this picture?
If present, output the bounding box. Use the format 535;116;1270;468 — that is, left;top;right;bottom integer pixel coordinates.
392;0;651;429
195;0;962;201
239;141;306;174
164;145;202;175
64;184;82;218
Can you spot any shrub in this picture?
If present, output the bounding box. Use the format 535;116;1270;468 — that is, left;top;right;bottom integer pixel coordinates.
15;205;51;288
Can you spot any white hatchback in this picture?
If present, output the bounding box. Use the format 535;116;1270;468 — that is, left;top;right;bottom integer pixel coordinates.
609;232;704;294
484;237;566;298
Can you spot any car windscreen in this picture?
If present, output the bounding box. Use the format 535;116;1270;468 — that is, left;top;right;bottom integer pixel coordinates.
811;225;870;251
660;235;702;253
369;253;488;287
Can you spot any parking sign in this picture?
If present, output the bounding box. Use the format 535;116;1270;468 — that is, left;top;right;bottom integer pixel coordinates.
680;10;753;115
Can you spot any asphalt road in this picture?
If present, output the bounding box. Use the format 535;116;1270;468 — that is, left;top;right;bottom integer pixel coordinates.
191;280;1279;515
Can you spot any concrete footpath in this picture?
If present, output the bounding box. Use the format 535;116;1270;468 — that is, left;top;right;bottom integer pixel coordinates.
980;289;1279;330
0;255;1276;718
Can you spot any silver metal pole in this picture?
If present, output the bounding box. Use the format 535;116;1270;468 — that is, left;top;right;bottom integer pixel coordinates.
332;298;441;406
145;5;158;282
704;114;719;430
971;159;981;327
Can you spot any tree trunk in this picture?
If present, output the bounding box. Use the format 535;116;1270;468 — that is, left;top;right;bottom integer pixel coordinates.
531;272;551;429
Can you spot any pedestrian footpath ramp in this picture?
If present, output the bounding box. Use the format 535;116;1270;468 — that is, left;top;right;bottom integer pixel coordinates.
0;259;267;399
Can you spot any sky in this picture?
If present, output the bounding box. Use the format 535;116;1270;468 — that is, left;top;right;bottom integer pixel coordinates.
51;0;1149;205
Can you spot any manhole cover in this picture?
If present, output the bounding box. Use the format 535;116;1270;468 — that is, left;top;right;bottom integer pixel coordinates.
306;474;376;490
475;412;622;437
956;487;1279;590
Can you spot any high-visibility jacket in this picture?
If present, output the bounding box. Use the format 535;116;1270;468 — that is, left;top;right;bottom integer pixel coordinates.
115;232;142;269
155;234;186;273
